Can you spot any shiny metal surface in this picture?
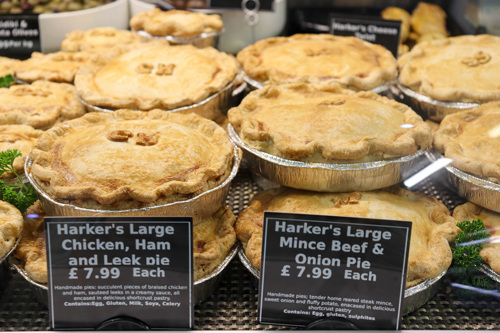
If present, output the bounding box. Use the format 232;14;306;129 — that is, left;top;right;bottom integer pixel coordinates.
479;264;500;290
393;80;479;122
0;237;21;266
228;124;428;193
132;29;221;49
25;147;241;218
426;150;500;213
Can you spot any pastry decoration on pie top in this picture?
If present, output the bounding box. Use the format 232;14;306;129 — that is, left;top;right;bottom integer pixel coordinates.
433;102;500;184
398;34;500;104
228;83;432;163
236;34;397;91
75;41;238;112
0;80;86;129
130;9;223;38
0;200;23;259
235;187;460;288
0;56;20;77
0;125;43;180
453;202;500;274
61;27;150;52
29;110;235;211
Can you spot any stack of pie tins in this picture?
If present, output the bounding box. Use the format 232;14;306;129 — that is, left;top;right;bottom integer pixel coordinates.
227;83;432;192
235;187;461;315
236;34;397;97
395;34;500;122
73;40;240;121
129;9;224;49
24;110;242;303
0;201;23;290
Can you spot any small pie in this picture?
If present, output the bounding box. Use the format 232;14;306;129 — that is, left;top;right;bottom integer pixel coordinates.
130;9;223;38
410;2;448;43
75;41;239;113
236;187;460;288
433;102;500;184
61;27;150;52
398;34;500;103
29;109;235;210
0;125;43;180
0;80;86;129
0;200;23;259
0;56;20;77
228;83;432;163
236;34;397;90
453;202;500;274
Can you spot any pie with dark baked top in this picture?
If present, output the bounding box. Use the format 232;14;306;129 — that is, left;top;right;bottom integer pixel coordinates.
29;110;235;210
398;34;500;103
433;102;500;184
0;200;23;259
228;83;432;163
453;202;500;274
61;27;150;52
237;34;397;90
236;187;460;288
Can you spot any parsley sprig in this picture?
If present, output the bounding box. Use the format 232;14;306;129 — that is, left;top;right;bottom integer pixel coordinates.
0;74;14;88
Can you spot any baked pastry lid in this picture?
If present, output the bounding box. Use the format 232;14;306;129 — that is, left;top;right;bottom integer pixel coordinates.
131;28;221;42
25;147;241;217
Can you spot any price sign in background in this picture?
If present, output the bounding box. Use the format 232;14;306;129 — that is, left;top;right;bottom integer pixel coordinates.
45;217;193;330
0;15;41;59
259;212;411;330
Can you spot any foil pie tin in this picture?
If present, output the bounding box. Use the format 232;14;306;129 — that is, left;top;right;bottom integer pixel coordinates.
25;147;241;218
78;73;240;121
238;247;446;316
132;29;221;49
479;264;500;290
426;150;500;213
228;124;428;193
9;244;239;308
392;80;479;122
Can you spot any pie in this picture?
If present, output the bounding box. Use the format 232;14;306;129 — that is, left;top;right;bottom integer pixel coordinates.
236;34;397;90
61;27;150;52
228;83;432;163
433;102;500;184
453;202;500;274
130;9;223;38
29;109;235;210
236;187;460;288
398;34;500;103
0;56;20;77
410;2;448;43
0;80;86;129
0;125;43;180
0;200;23;259
75;41;239;113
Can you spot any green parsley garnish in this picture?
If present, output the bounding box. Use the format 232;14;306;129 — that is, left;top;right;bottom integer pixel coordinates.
0;74;14;88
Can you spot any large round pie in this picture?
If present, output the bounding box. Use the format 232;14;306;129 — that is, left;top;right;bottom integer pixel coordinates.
398;34;500;103
61;27;150;52
236;187;459;288
237;34;397;90
0;200;23;259
29;110;235;210
228;83;432;163
433;102;500;184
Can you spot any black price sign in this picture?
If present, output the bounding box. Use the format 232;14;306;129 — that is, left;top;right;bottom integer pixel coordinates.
0;15;41;59
207;0;274;11
45;217;193;330
330;16;401;58
259;212;411;330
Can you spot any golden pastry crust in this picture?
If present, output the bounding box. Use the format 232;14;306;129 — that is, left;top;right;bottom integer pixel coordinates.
193;205;236;281
61;27;150;52
0;200;23;259
130;9;223;38
228;83;432;163
0;125;43;179
75;41;238;111
433;102;500;184
16;51;96;83
236;187;459;288
410;2;448;43
13;201;47;283
398;35;500;103
0;80;86;129
0;56;20;77
381;7;411;42
453;202;500;274
29;110;235;210
237;34;397;91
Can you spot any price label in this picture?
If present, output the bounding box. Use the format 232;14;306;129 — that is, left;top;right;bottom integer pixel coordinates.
258;212;411;330
0;15;41;59
45;217;193;330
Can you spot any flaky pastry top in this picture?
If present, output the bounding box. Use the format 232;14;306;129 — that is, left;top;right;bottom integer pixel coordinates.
236;187;459;288
0;56;20;77
398;35;500;103
29;110;235;210
228;83;432;163
61;27;150;52
237;34;397;90
0;200;23;259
